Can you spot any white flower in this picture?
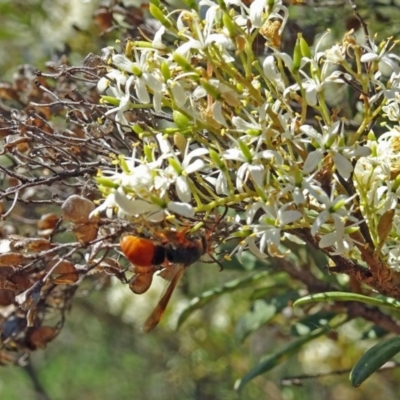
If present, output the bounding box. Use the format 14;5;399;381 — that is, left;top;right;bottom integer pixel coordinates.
301;122;370;180
169;79;187;108
250;202;302;255
310;187;357;237
386;245;400;271
113;190;195;222
103;75;135;138
318;215;360;254
152;25;167;50
167;201;195;218
249;0;287;33
175;11;233;61
278;173;323;206
90;192;118;219
325;44;345;64
166;147;209;203
224;146;282;191
249;0;266;28
263;55;285;92
192;78;239;125
114;190;164;221
382;98;400;121
216;171;229;195
361;40;400;74
234;235;269;261
112;53;163;111
286;64;346;107
230;102;274;140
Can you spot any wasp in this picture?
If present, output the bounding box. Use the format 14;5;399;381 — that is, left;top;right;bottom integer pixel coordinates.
120;210;226;332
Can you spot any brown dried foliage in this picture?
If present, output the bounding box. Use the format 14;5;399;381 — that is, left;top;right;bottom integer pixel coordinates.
0;0;203;364
0;7;157;363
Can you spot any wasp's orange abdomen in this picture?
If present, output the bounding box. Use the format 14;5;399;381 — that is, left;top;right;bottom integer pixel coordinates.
120;236;165;267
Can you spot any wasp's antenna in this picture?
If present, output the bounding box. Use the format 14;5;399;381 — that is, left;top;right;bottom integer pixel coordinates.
204;206;229;271
209;253;225;271
206;206;229;240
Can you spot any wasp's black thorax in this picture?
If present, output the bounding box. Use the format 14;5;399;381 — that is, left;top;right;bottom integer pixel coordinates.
152;244;166;265
165;236;206;266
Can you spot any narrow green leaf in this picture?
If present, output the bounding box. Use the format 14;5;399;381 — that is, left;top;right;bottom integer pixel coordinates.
291;311;337;337
250;282;290;300
235;291;299;342
183;0;198;10
177;271;269;328
361;325;388;340
238;252;273;271
234;314;348;390
350;336;400;387
293;292;400;311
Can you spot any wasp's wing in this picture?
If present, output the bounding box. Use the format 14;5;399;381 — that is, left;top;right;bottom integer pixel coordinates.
129;265;161;294
143;266;185;333
158;264;182;281
129;271;154;294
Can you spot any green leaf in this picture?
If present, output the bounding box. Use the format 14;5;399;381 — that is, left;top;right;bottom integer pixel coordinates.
291;312;337;337
234;314;348;390
350;336;400;387
293;292;400;311
250;283;290;300
237;252;273;271
361;325;388;340
183;0;198;10
177;271;269;328
235;291;299;342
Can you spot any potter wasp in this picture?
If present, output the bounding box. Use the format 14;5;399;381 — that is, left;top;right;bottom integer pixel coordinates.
120;209;227;332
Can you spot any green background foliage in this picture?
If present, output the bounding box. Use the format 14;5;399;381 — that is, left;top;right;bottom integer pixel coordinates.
2;1;400;399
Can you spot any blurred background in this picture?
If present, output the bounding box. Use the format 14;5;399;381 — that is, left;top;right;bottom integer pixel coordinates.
2;1;400;399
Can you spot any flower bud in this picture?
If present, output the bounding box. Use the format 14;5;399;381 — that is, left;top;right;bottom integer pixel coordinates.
238;140;253;162
172;52;194;72
300;36;312;59
149;4;173;29
292;36;302;73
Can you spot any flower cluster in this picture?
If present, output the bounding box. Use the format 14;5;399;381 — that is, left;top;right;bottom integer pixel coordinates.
93;0;400;268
